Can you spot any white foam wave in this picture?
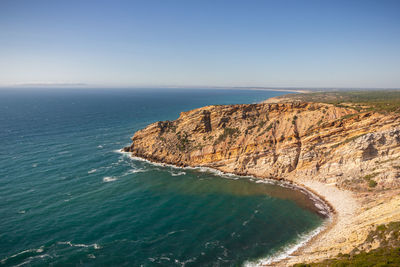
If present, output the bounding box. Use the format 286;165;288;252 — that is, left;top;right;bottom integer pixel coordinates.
0;246;46;265
126;153;332;215
103;176;117;182
57;241;101;249
114;149;130;155
125;152;331;213
243;220;329;266
170;171;186;176
14;254;51;267
125;153;247;180
123;153;333;264
124;168;146;175
174;256;197;266
88;169;97;174
251;178;331;216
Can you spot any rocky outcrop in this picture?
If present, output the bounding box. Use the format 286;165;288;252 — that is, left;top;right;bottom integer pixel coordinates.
124;102;400;191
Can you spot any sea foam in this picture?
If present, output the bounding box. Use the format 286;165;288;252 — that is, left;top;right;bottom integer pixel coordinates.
123;151;333;265
243;219;330;266
103;176;117;182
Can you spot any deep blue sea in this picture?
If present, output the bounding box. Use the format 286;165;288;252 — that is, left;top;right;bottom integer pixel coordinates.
0;88;325;266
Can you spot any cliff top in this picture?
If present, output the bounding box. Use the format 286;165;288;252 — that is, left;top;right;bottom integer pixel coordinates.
264;90;400;113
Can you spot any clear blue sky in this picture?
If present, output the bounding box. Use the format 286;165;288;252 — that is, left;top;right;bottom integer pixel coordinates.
1;0;399;88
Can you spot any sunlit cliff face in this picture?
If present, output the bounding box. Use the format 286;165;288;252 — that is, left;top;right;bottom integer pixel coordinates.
125;102;400;192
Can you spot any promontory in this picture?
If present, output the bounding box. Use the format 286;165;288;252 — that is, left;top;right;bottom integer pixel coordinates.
123;91;400;266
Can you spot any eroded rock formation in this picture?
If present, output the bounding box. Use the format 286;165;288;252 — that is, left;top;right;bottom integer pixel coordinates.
124;102;400;191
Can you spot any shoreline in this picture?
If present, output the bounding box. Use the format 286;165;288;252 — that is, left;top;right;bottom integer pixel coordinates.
243;88;311;94
273;180;360;266
118;149;342;266
121;91;400;266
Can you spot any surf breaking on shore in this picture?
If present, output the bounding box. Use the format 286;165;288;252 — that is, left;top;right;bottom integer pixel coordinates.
118;149;335;265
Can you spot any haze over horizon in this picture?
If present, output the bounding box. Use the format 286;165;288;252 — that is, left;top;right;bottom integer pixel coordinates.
1;0;400;89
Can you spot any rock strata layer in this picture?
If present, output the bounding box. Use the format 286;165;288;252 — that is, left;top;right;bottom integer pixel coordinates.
124;102;400;191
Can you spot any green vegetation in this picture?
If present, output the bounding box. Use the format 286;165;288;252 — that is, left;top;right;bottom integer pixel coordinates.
292;115;298;125
165;123;177;132
294;248;400;267
214;127;240;145
364;221;400;247
368;179;378;188
176;132;190;151
340;113;359;120
277;90;400;113
294;222;400;267
363;173;379;180
361;172;379;188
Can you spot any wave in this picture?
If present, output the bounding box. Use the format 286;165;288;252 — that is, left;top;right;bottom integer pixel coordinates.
57;241;101;249
123;168;146;175
0;246;48;266
250;179;331;217
125;153;329;211
123;152;333;265
88;169;97;174
119;151;245;180
1;241;101;266
169;171;186;176
118;150;333;264
14;254;51;267
0;247;45;264
123;151;332;216
243;219;330;266
103;176;117;182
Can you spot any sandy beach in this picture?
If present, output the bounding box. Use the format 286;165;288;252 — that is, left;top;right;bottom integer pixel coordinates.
271;180;400;266
273;181;359;266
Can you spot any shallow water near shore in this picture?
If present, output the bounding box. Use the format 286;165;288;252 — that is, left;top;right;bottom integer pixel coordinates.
0;88;325;266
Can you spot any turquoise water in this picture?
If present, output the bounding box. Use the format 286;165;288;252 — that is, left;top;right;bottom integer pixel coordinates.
0;88;324;266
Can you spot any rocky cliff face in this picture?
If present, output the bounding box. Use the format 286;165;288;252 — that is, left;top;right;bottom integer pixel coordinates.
124;102;400;191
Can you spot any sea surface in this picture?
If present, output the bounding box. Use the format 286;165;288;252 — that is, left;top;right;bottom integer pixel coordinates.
0;88;326;266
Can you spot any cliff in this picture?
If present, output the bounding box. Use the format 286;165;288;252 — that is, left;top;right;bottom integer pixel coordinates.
124;102;400;191
123;99;400;265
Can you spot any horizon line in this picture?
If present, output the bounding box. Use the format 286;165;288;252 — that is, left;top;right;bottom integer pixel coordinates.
0;83;400;91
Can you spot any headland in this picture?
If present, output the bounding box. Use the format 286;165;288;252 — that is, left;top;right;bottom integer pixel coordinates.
123;90;400;265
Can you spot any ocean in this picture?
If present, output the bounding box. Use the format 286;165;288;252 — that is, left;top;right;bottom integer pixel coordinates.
0;88;326;266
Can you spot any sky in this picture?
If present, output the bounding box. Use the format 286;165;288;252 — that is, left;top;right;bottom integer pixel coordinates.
0;0;399;88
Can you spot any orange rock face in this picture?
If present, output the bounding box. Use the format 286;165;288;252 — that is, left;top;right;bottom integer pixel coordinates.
124;102;400;191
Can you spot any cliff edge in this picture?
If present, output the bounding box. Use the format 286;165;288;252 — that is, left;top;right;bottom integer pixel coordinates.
123;97;400;265
124;102;400;191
